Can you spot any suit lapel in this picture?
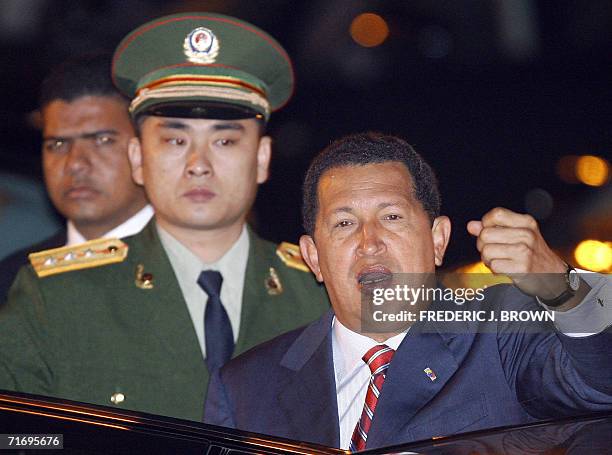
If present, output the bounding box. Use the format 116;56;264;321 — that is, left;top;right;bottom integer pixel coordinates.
366;312;474;449
276;310;340;448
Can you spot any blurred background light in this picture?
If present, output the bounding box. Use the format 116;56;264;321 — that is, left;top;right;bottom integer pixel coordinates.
556;155;580;184
350;12;389;48
574;239;612;272
575;155;610;187
461;261;492;273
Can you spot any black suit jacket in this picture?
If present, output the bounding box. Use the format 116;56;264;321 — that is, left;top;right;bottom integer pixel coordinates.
0;230;66;304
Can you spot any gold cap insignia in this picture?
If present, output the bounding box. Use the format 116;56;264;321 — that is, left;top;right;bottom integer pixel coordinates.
265;267;283;295
28;238;128;278
276;242;309;272
135;264;154;290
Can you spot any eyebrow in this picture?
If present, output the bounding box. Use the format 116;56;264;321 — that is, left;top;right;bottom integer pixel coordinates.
157;120;189;130
43;129;118;141
156;120;245;132
211;122;245;132
330;201;405;214
331;206;354;215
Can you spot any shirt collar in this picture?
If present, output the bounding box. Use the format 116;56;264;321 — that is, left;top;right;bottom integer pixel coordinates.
332;316;407;383
65;204;154;246
156;223;250;288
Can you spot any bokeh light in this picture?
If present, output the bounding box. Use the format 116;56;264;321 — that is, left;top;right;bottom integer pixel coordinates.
556;155;579;184
350;13;389;48
574;240;612;272
575;155;609;187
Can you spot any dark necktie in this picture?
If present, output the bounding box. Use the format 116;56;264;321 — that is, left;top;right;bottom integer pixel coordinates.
197;270;234;372
349;344;395;452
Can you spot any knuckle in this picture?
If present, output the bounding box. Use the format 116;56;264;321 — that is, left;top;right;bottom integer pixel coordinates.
516;242;531;255
491;207;505;220
521;229;535;246
489;259;500;273
481;244;492;258
523;214;538;230
480;227;493;242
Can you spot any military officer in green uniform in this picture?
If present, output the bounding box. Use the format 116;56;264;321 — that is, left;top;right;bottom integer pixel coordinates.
0;12;328;422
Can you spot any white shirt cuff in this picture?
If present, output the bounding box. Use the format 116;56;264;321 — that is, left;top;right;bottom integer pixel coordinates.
538;272;611;337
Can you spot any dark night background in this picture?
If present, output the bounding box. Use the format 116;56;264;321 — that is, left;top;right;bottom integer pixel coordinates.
0;0;610;268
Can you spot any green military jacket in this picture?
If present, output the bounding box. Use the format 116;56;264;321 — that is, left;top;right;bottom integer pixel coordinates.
0;222;329;421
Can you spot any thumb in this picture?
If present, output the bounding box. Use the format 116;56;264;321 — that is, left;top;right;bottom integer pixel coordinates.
467;220;483;237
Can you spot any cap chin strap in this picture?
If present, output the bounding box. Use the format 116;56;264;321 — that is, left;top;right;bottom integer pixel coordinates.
130;85;270;119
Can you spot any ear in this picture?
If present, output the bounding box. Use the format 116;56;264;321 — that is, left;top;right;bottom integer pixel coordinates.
431;216;451;267
299;234;323;282
128;136;144;186
256;135;272;184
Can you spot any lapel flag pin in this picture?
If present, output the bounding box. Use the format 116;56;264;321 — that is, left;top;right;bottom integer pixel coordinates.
424;367;437;382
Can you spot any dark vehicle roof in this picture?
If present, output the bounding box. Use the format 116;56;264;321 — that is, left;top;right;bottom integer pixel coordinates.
2;390;611;454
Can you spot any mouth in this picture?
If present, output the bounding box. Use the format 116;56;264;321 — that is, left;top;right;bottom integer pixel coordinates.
356;265;394;290
65;186;99;199
183;188;216;202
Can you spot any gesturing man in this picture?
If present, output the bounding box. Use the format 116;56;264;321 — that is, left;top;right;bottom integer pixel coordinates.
204;132;611;450
0;13;328;421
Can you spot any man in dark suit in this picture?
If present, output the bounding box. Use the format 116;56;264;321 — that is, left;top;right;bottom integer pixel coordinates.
205;132;611;450
0;54;152;303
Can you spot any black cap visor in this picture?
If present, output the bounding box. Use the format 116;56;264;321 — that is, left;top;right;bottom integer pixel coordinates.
140;100;263;120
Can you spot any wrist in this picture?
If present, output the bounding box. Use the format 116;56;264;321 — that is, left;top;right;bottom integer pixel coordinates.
536;263;580;308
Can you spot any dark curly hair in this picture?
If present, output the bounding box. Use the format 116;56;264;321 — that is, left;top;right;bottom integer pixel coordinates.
302;132;441;236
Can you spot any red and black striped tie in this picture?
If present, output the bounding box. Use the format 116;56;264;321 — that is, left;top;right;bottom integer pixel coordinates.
349;344;395;452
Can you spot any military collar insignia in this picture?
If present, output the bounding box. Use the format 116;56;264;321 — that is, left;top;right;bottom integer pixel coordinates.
265;267;283;295
135;264;154;290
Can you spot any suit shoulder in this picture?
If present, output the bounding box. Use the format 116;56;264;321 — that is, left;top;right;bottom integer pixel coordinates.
28;238;128;278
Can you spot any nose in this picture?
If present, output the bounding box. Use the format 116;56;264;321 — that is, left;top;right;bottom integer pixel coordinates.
186;144;213;178
356;221;386;257
65;140;92;176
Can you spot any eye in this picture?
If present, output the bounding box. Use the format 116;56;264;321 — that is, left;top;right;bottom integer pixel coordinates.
384;214;402;221
94;135;115;146
44;139;68;152
166;137;186;146
334;220;353;228
215;138;235;147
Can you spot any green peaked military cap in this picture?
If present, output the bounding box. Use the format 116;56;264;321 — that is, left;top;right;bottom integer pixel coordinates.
112;12;294;121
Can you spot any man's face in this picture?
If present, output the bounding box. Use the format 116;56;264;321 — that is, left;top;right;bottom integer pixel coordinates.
129;116;270;234
42;95;146;236
300;162;451;334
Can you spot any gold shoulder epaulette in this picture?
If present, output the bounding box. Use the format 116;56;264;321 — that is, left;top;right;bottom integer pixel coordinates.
276;242;309;273
28;238;128;278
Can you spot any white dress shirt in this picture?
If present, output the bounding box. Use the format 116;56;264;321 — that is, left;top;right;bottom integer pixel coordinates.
332;318;407;450
65;204;154;246
157;224;249;359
